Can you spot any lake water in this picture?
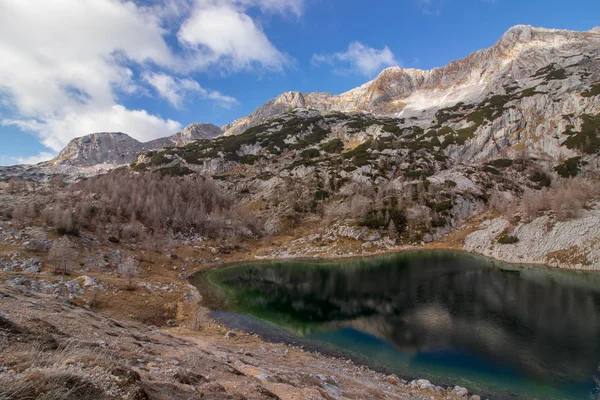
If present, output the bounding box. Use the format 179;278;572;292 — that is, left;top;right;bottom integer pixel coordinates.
194;251;600;399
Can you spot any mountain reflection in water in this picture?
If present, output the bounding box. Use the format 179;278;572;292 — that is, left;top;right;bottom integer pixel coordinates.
202;251;600;397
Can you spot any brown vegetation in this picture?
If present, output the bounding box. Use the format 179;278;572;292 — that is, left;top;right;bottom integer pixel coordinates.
11;172;262;245
490;177;600;221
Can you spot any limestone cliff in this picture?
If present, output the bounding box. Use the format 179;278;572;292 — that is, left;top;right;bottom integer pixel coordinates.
223;25;600;165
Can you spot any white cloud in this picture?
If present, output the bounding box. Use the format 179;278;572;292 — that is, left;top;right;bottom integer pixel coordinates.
177;2;290;71
312;42;399;76
0;151;55;166
3;105;181;151
0;0;301;157
142;72;237;108
415;0;445;15
17;152;56;165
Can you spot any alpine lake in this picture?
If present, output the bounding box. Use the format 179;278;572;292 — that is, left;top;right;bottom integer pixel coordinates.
191;251;600;400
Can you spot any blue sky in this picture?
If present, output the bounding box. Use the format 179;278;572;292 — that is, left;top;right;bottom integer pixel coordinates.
0;0;598;165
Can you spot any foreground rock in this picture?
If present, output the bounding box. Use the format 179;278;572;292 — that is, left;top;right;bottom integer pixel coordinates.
0;284;477;400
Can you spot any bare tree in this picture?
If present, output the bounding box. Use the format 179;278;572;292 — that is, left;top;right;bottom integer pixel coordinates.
119;256;140;290
48;236;76;275
11;204;27;229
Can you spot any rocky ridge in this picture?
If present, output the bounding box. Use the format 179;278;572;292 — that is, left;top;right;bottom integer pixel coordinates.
0;123;223;182
53;123;223;167
223;25;600;164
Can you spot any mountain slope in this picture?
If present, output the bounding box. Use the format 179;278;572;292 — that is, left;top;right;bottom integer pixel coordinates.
223;25;600;164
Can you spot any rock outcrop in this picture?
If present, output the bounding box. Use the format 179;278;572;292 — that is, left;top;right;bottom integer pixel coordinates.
464;208;600;269
53;123;223;167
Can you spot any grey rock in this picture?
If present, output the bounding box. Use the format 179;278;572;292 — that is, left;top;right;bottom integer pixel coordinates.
225;331;237;339
453;386;469;397
54;123;223;167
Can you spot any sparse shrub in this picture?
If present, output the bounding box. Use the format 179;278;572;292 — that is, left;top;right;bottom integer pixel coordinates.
487;159;513;168
48;236;76;275
320;138;344;153
555;157;585;178
582;82;600;98
433;201;453;214
300;148;321;159
498;234;519;244
119;256;140;290
482;166;500;175
530;171;551;188
108;236;120;244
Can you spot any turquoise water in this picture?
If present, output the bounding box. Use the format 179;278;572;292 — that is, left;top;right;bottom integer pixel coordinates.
196;251;600;399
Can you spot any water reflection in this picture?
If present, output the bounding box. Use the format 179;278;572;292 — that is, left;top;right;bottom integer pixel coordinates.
204;251;600;391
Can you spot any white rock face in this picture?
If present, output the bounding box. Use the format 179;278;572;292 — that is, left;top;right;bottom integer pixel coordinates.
223;25;600;164
464;208;600;269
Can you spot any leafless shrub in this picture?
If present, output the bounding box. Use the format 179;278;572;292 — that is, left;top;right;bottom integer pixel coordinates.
48;236;77;275
517;177;600;222
350;194;371;219
30;171;260;243
118;256;140;290
520;189;550;221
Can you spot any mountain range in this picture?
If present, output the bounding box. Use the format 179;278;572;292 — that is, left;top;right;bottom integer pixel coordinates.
2;24;600;176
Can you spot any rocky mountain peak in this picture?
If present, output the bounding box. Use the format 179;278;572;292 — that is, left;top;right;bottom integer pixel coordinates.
52;123;223;167
55;132;140;166
169;123;222;146
222;25;600;137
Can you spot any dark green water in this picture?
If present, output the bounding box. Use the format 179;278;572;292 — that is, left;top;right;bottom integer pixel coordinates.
195;251;600;399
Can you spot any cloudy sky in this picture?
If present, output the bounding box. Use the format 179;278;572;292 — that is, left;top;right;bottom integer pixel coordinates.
0;0;598;165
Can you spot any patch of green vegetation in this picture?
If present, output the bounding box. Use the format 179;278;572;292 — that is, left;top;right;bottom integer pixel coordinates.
404;170;434;179
487;158;513;168
517;87;545;98
562;113;600;154
382;124;401;134
468;95;510;126
359;208;406;231
286;158;317;171
582;82;600;98
402;126;425;140
300;148;321;159
320;138;344;153
431;200;453;215
498;234;519;244
157;165;193;177
532;63;568;81
482;165;500;175
438;126;454;136
555;157;585;178
290;123;330;149
445;180;457;188
434;102;465;125
149;152;170;166
345;117;379;131
130;162;147;172
441;125;477;148
434;153;447;162
342;140;372;167
238;155;262;165
530;171;551;188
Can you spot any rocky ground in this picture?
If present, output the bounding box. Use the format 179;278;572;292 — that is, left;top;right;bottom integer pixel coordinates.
0;218;487;400
1;284;481;400
464;206;600;270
